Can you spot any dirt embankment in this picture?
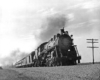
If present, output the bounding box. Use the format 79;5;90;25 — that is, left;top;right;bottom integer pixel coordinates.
0;64;100;80
0;69;34;80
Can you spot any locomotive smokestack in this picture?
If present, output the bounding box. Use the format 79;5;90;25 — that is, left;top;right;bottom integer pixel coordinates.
61;28;65;34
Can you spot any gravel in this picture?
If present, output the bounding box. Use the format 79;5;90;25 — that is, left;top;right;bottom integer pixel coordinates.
0;63;100;80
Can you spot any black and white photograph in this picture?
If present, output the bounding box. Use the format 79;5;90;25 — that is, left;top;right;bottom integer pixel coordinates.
0;0;100;80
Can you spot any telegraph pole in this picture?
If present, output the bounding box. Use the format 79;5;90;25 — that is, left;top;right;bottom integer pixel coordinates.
87;39;99;64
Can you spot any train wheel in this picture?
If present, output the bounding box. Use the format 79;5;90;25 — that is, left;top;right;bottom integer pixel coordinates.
74;60;77;65
78;59;80;63
71;60;76;65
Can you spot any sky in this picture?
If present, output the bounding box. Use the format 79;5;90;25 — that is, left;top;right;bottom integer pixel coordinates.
0;0;100;66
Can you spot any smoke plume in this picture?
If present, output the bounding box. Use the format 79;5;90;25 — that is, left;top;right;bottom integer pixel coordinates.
0;49;28;67
39;14;68;41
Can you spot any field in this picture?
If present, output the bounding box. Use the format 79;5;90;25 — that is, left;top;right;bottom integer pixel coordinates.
0;63;100;80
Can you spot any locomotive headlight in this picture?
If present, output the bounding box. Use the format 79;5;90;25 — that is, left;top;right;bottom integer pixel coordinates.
68;49;70;51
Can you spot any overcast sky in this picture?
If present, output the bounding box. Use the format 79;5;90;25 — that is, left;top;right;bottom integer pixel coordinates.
0;0;100;66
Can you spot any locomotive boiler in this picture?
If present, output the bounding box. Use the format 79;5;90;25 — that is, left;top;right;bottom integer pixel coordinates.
32;29;81;67
15;29;81;67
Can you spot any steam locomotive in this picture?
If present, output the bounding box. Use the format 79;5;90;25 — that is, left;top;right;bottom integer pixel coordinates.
15;29;81;67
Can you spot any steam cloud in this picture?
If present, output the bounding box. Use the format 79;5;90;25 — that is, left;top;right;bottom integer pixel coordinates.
39;14;68;41
0;49;28;67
